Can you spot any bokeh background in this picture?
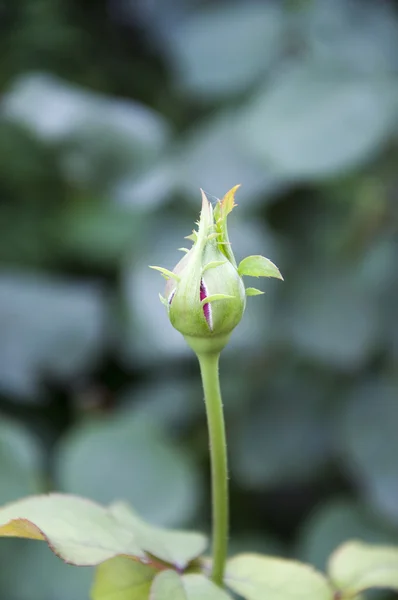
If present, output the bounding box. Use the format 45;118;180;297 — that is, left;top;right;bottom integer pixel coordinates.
0;0;398;598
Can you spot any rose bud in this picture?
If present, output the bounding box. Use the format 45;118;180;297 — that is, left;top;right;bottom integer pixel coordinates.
151;186;283;355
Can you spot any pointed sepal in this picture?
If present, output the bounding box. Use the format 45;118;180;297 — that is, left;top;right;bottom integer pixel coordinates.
245;287;264;296
149;266;180;281
185;232;198;242
159;293;169;307
214;184;240;222
213;185;241;267
202;260;228;274
201;294;234;307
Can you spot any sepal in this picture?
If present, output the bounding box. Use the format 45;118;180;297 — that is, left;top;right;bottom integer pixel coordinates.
149;266;181;281
245;288;264;296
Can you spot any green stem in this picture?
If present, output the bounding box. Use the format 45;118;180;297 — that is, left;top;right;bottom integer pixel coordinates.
197;352;228;587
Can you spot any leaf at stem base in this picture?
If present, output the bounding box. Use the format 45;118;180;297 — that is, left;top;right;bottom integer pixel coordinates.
328;541;398;597
225;553;333;600
151;570;232;599
91;557;156;600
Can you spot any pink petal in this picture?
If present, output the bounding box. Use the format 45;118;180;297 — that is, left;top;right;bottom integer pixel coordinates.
200;279;212;329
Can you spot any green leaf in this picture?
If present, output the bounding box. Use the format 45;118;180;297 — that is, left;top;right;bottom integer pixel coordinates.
238;256;283;280
201;294;234;306
328;541;398;596
93;565;233;600
150;570;186;600
0;494;145;565
226;554;333;600
151;571;232;600
109;501;207;569
91;557;157;600
149;266;180;281
182;574;232;599
245;287;264;296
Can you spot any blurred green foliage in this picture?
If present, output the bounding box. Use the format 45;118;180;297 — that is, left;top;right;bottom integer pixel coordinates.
0;0;398;598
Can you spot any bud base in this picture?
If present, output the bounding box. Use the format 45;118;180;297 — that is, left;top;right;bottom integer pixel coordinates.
184;333;231;356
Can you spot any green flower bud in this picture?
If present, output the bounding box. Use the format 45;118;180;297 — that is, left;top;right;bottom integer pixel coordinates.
151;186;283;355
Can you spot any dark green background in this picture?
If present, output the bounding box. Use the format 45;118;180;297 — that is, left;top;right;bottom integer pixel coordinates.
0;0;398;598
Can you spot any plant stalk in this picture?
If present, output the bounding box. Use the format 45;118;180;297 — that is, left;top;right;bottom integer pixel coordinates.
197;352;228;587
